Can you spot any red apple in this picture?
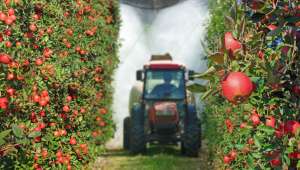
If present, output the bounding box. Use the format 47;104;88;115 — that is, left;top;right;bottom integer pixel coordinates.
39;110;46;117
41;90;49;97
250;113;261;126
240;122;247;128
267;24;277;31
247;0;265;10
54;131;60;137
270;158;281;167
66;96;72;102
0;97;9;110
41;149;48;159
5;17;13;25
229;150;237;160
247;138;254;145
38;122;46;129
60;129;67;136
8;8;15;16
43;48;53;58
284;120;300;135
224;32;242;56
223;155;232;164
225;119;233;133
35;58;43;66
39;99;48;107
6;88;15;96
33;95;40;103
0;53;12;64
288;152;300;159
63;105;70;112
221;72;254;104
56;150;63;158
0;12;6;21
274;123;284;138
281;46;291;56
292;85;300;96
257;50;264;60
99;108;107;114
69;137;77;145
29;24;37;32
265;116;276;128
7;73;14;80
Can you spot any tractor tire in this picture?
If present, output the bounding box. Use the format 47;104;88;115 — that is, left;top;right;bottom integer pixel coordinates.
129;106;146;154
123;117;131;150
180;142;186;155
182;105;200;157
198;121;202;149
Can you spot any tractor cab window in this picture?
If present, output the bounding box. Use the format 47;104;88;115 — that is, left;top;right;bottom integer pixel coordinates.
144;70;185;100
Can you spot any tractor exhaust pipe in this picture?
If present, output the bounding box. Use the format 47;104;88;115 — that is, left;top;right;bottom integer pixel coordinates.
120;0;180;9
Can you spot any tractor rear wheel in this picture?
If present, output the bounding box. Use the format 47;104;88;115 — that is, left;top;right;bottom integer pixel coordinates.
129;106;146;154
123;117;131;150
182;106;200;157
198;121;202;149
180;142;185;154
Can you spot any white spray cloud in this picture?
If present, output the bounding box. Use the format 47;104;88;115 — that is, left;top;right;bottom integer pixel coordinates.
107;0;209;149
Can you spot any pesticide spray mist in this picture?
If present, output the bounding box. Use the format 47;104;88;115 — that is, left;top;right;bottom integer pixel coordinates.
106;0;209;149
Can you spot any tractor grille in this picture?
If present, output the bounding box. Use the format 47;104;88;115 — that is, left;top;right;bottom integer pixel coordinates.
148;102;179;127
154;102;177;116
156;115;177;124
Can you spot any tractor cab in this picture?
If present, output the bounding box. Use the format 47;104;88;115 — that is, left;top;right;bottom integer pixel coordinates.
139;55;188;135
124;54;201;157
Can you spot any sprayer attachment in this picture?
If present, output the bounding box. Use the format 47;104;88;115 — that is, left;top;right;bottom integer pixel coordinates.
121;0;180;9
151;53;173;61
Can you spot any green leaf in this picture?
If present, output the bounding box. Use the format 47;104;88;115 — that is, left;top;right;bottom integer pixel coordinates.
12;125;23;138
235;144;245;150
17;139;30;145
201;89;215;100
263;145;275;152
0;139;5;146
208;52;224;64
243;104;253;111
193;66;217;80
225;16;235;27
187;84;207;93
230;4;237;21
249;12;265;23
283;153;290;166
252;152;261;159
258;126;275;135
246;155;255;168
28;131;41;138
285;16;300;24
253;136;261;148
0;130;11;140
250;77;261;84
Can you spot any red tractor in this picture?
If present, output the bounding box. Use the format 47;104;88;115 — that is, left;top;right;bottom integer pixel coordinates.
123;54;201;157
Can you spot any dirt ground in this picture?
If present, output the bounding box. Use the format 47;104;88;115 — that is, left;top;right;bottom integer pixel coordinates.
91;141;212;170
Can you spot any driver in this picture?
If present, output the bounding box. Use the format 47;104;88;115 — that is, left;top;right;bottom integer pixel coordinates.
150;73;177;97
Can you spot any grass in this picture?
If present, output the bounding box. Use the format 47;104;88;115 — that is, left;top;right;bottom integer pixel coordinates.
91;145;211;170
